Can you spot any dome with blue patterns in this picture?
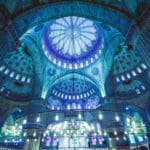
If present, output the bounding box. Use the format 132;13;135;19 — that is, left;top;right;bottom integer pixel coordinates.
43;16;104;69
47;76;101;110
0;46;34;101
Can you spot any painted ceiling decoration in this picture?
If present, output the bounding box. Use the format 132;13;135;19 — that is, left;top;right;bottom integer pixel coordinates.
43;16;104;69
48;77;100;100
113;44;148;83
8;1;132;38
1;47;33;84
46;74;101;110
0;0;149;149
0;45;34;101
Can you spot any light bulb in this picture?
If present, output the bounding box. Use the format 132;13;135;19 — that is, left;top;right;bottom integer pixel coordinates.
4;139;7;143
78;113;82;119
19;125;22;129
34;139;37;142
23;132;27;137
126;117;130;123
36;117;40;122
115;115;120;121
104;132;107;136
55;115;59;121
99;113;103;120
33;132;36;137
124;131;127;135
116;137;119;141
125;107;129;110
114;131;117;135
23;119;27;124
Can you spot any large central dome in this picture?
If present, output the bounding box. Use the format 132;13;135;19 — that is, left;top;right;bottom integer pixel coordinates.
49;16;97;56
43;16;104;69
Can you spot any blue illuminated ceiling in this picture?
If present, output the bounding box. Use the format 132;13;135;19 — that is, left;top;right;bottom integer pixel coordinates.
49;16;97;57
47;75;101;110
49;77;98;98
0;0;149;107
22;14;121;102
44;72;102;110
43;16;104;69
0;1;149;148
0;8;148;106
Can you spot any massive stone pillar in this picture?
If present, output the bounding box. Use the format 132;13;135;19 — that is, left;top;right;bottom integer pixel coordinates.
23;123;43;150
23;137;41;150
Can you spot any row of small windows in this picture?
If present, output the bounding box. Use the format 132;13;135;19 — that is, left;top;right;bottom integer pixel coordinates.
44;47;101;69
135;84;147;95
0;65;31;84
52;89;95;100
49;102;99;111
116;63;147;83
66;103;82;110
49;103;83;110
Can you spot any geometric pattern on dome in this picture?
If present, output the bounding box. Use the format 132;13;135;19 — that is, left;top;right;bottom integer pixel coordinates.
86;96;100;109
49;77;100;101
113;50;142;75
47;75;101;110
49;17;97;56
43;16;104;69
4;49;33;76
0;48;33;84
113;46;147;83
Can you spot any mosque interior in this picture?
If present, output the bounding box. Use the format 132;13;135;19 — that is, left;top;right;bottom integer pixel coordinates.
0;0;150;149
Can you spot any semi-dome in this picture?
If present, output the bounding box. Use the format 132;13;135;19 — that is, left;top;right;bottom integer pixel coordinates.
47;75;101;110
0;46;34;101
